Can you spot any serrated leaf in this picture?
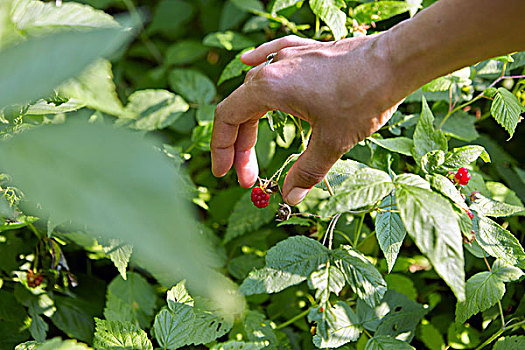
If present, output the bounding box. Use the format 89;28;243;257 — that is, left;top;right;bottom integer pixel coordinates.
26;98;85;115
210;340;267;350
395;182;465;301
491;87;525;139
240;267;306;295
368;136;414;156
189;299;234;346
153;305;195;349
313;302;361;348
426;174;468;210
119;89;189;131
455;271;504;324
317;159;368;191
492;260;524;283
11;0;117;34
332;246;387;308
169;68;216;105
435;110;479;142
442;145;491;170
203;31;255;51
93;318;153;350
103;239;132;280
477;217;525;266
493;336;525;350
309;0;348;40
218;49;252;85
471;195;524;217
421;150;445;173
165;40;208;66
394;174;431;189
60;59;124;116
309;264;345;304
375;194;406;273
167;281;194;308
364;336;415;350
33;338;92;350
272;0;302;14
412;97;448;161
105;272;157;329
242;310;278;345
321;168;394;216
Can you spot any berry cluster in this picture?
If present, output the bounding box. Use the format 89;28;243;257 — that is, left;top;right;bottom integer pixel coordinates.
27;270;44;288
454;167;471;186
251;186;270;208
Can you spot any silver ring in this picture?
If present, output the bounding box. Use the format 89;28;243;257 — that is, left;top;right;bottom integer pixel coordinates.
265;53;276;66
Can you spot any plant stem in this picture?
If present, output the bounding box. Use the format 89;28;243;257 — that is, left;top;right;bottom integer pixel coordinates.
483;256;506;330
275;309;310;329
353;214;365;247
328;214;341;250
324;177;334;196
474;319;525;350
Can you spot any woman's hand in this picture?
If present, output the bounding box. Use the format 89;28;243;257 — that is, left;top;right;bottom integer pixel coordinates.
211;34;406;205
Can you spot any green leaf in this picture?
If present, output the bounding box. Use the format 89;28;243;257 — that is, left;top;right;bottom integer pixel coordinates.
490;87;525;139
11;0;117;34
364;336;415;350
218;49;252;85
255;120;276;168
422;67;471;92
167;281;194;308
321;168;394;216
103;239;132;280
104;273;157;329
493;336;525;350
51;296;94;343
266;236;329;277
153;305;195;349
395;182;465;301
368;136;414;156
317;159;368;191
412;96;448;161
28;305;47;342
332;246;387;308
477;217;525;267
393;174;431;189
189;298;234;345
442;145;491;170
272;0;302;14
308;264;346;305
93;318;153;350
471;195;524;217
147;0;194;36
384;274;417;301
309;0;348;40
426;174;468;210
0;20;134;107
120;89;189;131
455;271;504;324
60;59;124;117
169;68;216;105
224;191;278;243
240;267;306;295
311;302;361;348
492;260;524;283
165;40;208;66
421;150;445;173
242;310;278;345
203;31;255;51
26;98;85;115
417;320;446;350
375;194;406;272
210;340;267;350
230;0;265;13
34;338;92;350
435;110;479;142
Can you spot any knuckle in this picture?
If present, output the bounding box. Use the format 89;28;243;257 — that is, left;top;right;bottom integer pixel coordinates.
280;35;298;46
275;47;294;61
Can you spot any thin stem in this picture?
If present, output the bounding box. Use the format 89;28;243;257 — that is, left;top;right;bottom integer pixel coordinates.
353;214;365;247
363;328;373;338
324;177;335;196
474;319;525;350
483;256;506;330
275;309;310;329
328;214;341;250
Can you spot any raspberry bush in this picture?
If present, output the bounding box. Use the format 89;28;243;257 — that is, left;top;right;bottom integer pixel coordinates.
0;0;524;349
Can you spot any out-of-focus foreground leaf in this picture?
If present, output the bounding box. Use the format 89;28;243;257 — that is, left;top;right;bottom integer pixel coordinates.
0;121;242;314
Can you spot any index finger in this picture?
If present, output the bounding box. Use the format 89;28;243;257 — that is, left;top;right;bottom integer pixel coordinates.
211;81;270;178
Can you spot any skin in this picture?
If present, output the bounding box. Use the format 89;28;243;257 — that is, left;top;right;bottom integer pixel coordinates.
211;0;525;206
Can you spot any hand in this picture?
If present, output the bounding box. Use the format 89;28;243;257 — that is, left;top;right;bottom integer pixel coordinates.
211;34;405;205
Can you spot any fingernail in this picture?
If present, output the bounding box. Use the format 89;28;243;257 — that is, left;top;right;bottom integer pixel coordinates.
285;188;309;206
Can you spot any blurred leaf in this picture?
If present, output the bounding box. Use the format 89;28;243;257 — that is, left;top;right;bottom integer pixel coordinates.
230;0;265;13
191;123;213;151
364;336;414;350
384;274;417;301
272;0;302;14
120;89;189;131
33;338;92;350
352;1;416;24
26;98;85;115
332;245;387;308
165;40;208;66
376;194;406;273
255;120;275;168
493;336;525;350
422;67;471;92
309;0;347;40
490;87;525;139
368;136;413;156
147;0;193;36
93;318;153;350
218;48;252;85
169;68;216;105
0;20;134;107
417;320;445;350
60;59;124;116
203;31;255;51
395;179;465;301
210;340;267;350
434;110;479;142
28;305;47;342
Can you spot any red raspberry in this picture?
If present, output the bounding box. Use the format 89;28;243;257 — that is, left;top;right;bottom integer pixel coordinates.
467;210;474;220
454;167;471;185
251;187;270;208
459;172;471;186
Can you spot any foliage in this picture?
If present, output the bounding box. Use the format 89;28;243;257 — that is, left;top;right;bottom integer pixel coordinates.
0;0;524;349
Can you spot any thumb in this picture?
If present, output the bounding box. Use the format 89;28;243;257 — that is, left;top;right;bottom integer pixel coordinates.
282;132;346;206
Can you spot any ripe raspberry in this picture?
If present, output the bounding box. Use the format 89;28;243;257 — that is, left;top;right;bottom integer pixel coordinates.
454;167;471;186
251;186;270;208
467;210;474;220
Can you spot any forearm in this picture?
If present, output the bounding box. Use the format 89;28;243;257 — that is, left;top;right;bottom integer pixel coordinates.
382;0;525;97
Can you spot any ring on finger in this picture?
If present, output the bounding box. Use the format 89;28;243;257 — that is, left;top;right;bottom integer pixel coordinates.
265;53;276;65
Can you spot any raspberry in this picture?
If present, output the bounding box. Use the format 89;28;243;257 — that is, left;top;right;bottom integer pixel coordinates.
27;270;44;288
454;167;471;186
467;210;474;220
251;186;270;208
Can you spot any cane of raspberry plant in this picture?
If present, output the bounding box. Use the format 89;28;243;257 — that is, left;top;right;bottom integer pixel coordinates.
251;186;270;208
454;167;471;186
